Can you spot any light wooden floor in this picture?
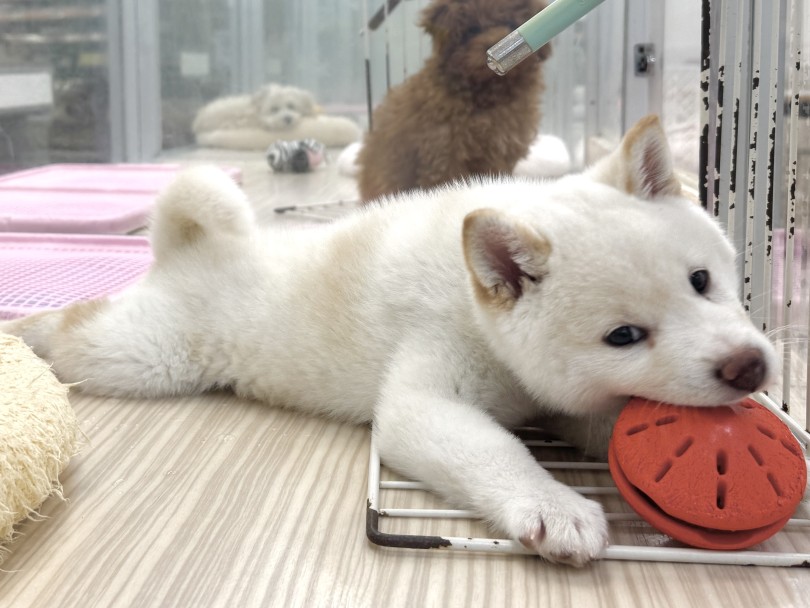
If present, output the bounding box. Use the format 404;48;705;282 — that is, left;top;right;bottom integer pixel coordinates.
0;150;808;608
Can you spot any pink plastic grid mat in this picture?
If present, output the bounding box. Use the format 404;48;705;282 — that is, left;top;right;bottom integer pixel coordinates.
0;163;242;234
0;233;153;319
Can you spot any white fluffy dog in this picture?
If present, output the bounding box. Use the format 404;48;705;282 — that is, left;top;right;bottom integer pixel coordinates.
192;83;317;134
2;116;777;566
192;83;361;150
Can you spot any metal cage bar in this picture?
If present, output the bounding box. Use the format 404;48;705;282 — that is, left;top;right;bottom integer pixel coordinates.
367;394;810;566
701;0;807;434
779;0;802;416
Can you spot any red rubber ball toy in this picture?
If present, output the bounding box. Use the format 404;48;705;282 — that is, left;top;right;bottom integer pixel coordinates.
609;397;807;550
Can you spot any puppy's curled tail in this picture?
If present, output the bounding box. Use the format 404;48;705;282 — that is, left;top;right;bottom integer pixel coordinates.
150;166;255;262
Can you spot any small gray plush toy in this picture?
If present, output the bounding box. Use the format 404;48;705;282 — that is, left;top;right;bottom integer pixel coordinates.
266;139;325;173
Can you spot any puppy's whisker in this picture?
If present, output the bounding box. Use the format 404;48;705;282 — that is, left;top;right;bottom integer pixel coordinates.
767;324;809;340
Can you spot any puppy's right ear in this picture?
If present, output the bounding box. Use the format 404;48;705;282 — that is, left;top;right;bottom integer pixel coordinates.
463;209;551;310
587;115;681;200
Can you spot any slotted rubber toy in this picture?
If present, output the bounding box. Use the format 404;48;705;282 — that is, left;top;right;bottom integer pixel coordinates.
609;397;807;550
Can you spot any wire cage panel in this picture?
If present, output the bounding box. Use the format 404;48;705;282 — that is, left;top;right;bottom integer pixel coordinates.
701;0;809;433
362;0;810;567
367;394;810;566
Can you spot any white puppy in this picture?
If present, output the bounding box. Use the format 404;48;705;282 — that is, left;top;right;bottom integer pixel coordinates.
2;116;777;566
192;83;317;135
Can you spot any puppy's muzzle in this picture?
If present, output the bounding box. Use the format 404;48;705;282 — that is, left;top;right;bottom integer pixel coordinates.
716;347;768;393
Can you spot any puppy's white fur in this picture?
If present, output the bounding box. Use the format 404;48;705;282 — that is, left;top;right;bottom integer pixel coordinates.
193;83;317;135
192;83;360;149
2;116;777;567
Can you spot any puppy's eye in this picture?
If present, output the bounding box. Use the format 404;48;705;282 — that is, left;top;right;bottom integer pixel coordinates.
690;269;710;294
604;326;648;347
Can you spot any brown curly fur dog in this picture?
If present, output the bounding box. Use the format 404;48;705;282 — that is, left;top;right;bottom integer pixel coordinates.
357;0;550;203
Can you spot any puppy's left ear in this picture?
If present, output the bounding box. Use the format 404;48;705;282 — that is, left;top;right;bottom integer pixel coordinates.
463;209;551;310
588;115;681;199
420;1;453;38
252;84;276;107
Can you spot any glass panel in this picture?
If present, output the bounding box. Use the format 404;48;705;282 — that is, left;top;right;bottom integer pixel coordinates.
366;0;431;117
581;0;625;166
156;0;369;153
0;1;112;172
158;0;232;151
0;1;691;179
774;0;809;427
265;0;368;126
661;1;701;178
361;0;620;178
0;0;625;172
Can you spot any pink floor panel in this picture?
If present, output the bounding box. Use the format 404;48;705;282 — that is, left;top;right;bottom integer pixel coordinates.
0;163;241;234
0;233;153;319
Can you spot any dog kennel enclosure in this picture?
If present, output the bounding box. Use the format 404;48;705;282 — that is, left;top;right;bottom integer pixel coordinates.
361;0;810;566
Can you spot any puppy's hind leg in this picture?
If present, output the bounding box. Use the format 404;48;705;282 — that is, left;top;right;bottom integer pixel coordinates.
1;291;211;399
1;167;255;398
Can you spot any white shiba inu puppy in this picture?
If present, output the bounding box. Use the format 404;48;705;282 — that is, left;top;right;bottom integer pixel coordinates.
2;116;777;566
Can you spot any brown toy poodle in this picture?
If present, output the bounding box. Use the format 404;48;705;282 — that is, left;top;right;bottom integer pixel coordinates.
357;0;550;203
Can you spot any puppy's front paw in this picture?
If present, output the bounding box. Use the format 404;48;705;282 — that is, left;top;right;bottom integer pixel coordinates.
516;488;609;567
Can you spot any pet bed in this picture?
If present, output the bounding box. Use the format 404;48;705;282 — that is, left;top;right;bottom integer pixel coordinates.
195;115;362;150
0;233;152;320
0;164;242;234
0;332;79;563
336;134;572;179
512;134;572;178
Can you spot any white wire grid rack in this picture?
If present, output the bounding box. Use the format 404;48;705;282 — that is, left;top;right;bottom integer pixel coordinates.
273;198;360;222
366;394;810;567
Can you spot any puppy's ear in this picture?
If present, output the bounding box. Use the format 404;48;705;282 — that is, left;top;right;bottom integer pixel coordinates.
298;91;318;116
463;209;551;310
419;1;453;38
252;84;277;107
588;115;681;199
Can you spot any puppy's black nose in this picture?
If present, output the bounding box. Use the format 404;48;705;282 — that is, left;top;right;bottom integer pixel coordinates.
716;347;767;392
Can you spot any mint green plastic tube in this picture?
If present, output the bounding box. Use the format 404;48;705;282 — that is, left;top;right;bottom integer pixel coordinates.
487;0;607;75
